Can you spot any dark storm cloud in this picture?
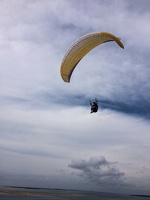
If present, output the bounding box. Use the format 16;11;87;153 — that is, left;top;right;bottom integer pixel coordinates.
38;93;150;119
60;95;150;120
3;91;150;119
99;99;150;119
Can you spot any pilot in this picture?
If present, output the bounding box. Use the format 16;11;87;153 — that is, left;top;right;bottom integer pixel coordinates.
90;99;98;113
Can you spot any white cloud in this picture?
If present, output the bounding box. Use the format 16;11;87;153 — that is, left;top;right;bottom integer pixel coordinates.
69;156;125;187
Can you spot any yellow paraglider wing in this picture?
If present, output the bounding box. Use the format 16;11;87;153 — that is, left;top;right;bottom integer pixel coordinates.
60;32;124;82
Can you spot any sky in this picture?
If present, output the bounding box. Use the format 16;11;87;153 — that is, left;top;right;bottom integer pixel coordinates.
0;0;150;195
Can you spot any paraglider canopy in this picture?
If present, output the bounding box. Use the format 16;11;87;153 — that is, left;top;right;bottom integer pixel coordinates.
60;32;124;82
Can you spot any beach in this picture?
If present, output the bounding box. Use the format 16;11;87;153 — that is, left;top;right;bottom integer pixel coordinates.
0;186;150;200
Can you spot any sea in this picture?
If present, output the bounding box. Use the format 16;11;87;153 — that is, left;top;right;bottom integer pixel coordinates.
0;186;150;200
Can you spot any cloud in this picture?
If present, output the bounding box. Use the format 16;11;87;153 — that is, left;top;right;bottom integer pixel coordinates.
69;156;125;188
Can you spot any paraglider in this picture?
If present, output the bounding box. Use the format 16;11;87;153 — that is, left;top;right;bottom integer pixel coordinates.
60;31;124;113
60;31;124;82
90;99;98;113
